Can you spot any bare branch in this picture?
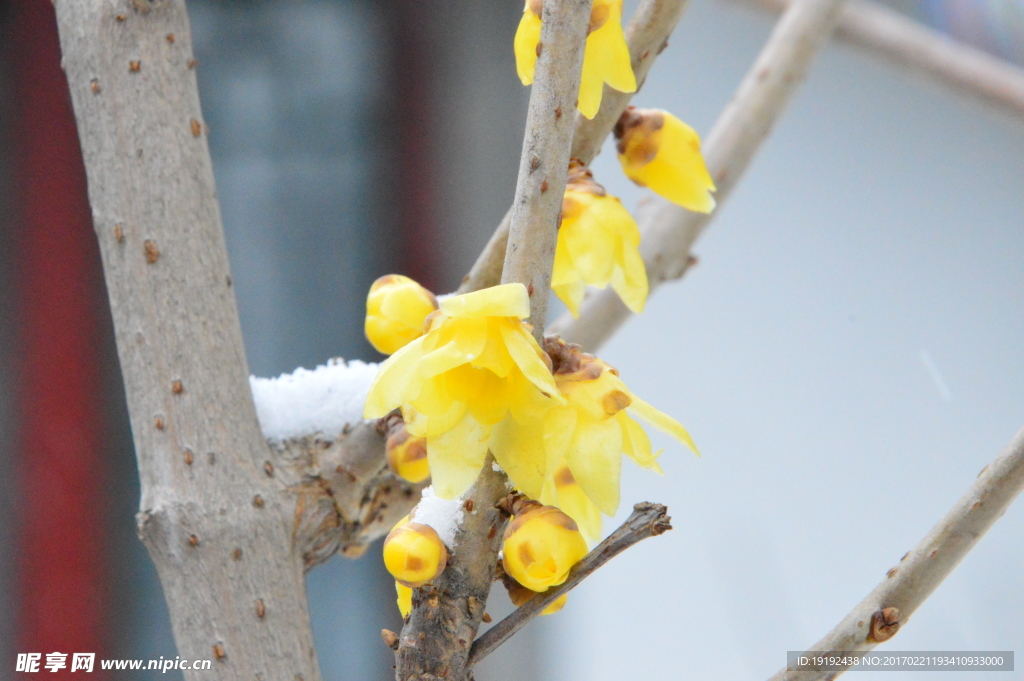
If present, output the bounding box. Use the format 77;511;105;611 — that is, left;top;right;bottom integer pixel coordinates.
502;0;595;337
458;0;690;295
53;1;320;678
467;502;672;669
548;0;846;351
768;426;1024;681
759;0;1024;119
396;3;592;679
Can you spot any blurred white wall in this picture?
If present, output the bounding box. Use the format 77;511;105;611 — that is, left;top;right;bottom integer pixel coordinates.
537;1;1024;680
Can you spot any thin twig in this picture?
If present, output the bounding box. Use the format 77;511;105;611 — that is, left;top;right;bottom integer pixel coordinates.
768;425;1024;681
502;0;599;338
458;0;690;295
548;0;846;351
467;502;673;669
758;0;1024;119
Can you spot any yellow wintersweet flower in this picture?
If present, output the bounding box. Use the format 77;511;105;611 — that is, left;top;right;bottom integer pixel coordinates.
503;500;588;592
364;284;564;499
396;581;412;618
514;0;636;119
615;107;716;213
383;516;448;588
552;161;647;317
533;338;697;521
365;274;439;355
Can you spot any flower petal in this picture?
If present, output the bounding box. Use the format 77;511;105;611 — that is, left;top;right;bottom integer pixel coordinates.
627;395;699;455
586;7;635;95
364;338;426;418
565;416;622;515
609;240;648;314
542;405;577;470
441;283;530;319
490;417;547;499
618;410;662;472
428;414;491;499
417;340;471;379
498;319;561;399
513;8;541;86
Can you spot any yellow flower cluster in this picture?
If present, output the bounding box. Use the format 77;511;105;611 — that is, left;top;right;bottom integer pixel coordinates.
364;288;696;618
503;337;697;542
514;0;635;119
365;283;564;499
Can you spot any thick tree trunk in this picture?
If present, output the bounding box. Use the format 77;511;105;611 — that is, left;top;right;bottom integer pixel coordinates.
52;1;322;679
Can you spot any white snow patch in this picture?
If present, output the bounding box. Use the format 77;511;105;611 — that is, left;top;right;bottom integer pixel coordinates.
411;485;465;547
250;358;379;441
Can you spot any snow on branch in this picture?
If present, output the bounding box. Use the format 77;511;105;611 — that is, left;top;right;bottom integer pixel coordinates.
251;359;378;441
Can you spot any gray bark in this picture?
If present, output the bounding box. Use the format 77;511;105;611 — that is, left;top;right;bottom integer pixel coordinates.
53;1;321;678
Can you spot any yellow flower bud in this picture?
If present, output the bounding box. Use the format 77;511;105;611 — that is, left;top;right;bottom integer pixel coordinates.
503;569;569;616
396;581;412;618
383;517;448;588
386;425;430;484
614;107;716;214
365;274;438;355
502;502;588;592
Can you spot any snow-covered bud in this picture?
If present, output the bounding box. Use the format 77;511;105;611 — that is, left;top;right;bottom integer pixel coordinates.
502;501;588;592
383;516;448;588
386;425;429;483
365;274;438;355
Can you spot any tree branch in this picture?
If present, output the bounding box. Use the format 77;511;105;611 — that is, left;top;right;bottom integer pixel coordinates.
458;0;690;295
395;2;592;679
758;0;1024;119
768;425;1024;681
268;420;425;564
548;0;846;351
502;0;596;336
467;502;672;669
53;2;322;678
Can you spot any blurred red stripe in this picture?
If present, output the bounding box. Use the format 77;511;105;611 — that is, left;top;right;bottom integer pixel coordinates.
10;0;111;673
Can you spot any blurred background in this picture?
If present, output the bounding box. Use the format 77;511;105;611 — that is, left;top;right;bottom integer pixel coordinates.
0;0;1022;679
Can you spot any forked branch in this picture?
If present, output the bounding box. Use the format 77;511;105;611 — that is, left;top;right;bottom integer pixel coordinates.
768;426;1024;681
549;0;846;351
467;502;673;668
